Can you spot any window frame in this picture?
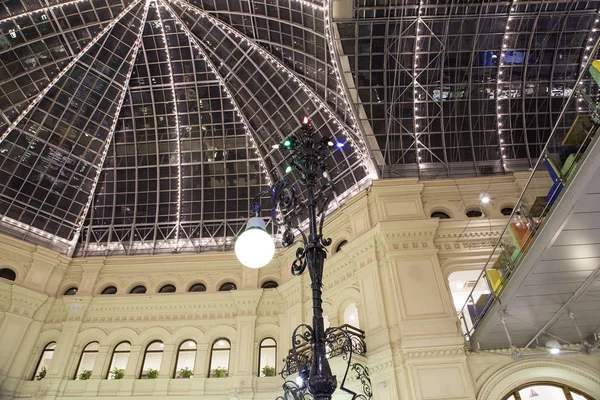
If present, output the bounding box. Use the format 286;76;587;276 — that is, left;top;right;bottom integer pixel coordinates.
257;337;277;377
173;339;197;378
218;282;237;291
158;284;176;293
261;280;279;289
501;207;514;216
100;286;117;295
335;240;348;253
188;283;207;292
466;209;483;218
208;338;231;377
431;211;451;219
0;267;16;281
63;287;78;296
32;342;56;380
106;341;131;379
501;381;593;400
139;340;164;379
73;342;99;380
129;285;147;294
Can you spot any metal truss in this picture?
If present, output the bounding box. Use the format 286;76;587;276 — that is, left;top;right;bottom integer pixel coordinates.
332;0;600;178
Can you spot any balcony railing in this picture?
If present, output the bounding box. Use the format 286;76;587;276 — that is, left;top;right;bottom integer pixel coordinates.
280;324;366;377
458;52;600;340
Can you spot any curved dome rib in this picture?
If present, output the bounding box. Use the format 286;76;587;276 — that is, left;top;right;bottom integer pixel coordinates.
155;1;183;244
78;0;276;256
167;0;370;192
0;0;149;253
0;0;93;23
0;1;134;139
171;0;373;159
168;0;371;162
0;0;144;145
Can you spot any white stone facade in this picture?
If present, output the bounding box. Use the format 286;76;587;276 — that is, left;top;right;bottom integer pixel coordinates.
0;175;599;400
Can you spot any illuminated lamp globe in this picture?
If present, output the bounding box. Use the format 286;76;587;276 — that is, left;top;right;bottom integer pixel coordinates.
545;339;561;354
235;217;275;269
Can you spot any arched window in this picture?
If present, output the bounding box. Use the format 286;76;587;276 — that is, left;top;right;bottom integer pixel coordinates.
501;207;514;216
0;268;16;281
219;282;236;291
261;280;278;289
129;285;147;294
140;341;164;378
466;209;483;218
209;339;230;377
343;303;360;329
101;286;117;295
431;211;451;219
63;287;78;296
32;342;56;380
258;338;277;377
502;382;592;400
158;284;176;293
174;340;197;378
188;283;206;292
107;342;130;379
74;342;99;379
335;240;348;253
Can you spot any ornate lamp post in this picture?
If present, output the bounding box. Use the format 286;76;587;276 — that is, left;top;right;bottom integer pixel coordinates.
235;116;371;400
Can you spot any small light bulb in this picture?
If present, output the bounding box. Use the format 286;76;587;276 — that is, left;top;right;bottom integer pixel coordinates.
481;195;490;204
285;165;293;173
336;142;345;148
272;144;280;149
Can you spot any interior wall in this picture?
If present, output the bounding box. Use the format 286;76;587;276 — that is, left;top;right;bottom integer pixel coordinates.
0;175;598;400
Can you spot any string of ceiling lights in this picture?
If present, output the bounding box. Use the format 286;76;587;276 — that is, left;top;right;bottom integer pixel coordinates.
165;0;374;176
159;0;275;191
414;2;423;172
495;0;518;169
0;0;145;146
155;0;183;244
578;9;600;111
0;0;87;25
71;0;152;254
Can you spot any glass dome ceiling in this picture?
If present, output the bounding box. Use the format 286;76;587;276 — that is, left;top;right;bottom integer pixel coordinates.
0;0;598;257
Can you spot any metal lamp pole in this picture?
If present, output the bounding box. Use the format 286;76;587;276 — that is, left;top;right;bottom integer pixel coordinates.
242;116;371;400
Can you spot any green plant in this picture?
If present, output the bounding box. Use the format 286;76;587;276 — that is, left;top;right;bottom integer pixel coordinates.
110;368;125;380
261;365;276;377
177;367;194;378
78;369;92;380
213;366;227;378
146;368;159;379
35;366;47;381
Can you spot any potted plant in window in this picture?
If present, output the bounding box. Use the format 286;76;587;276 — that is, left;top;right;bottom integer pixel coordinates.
261;365;276;377
213;366;227;378
78;370;92;380
146;368;159;379
110;368;125;380
36;366;47;381
177;367;194;379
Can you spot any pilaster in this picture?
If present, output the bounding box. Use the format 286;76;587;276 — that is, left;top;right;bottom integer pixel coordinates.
0;284;48;377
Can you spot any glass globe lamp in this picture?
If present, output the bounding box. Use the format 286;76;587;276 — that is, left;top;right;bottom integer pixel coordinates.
235;217;275;268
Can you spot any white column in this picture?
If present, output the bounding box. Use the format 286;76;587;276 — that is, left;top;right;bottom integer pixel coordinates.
92;345;110;379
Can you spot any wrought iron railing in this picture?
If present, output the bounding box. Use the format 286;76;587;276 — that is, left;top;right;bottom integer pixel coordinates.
280;324;366;377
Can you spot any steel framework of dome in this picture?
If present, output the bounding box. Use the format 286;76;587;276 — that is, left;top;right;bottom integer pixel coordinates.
0;0;598;257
